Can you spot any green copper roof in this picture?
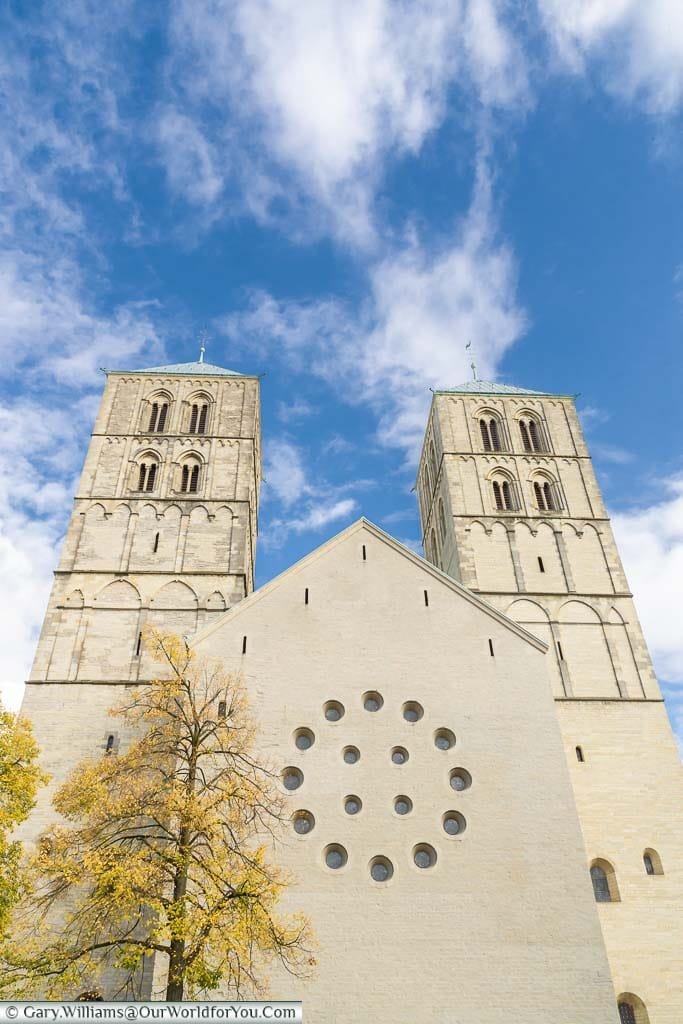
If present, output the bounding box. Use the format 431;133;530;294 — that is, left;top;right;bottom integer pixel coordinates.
107;360;248;377
436;379;551;396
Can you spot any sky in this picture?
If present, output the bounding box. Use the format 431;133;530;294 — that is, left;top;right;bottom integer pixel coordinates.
0;0;682;745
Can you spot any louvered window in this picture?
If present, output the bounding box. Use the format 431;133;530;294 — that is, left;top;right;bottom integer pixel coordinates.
197;403;208;433
489;418;501;451
181;464;200;493
157;403;168;431
148;403;159;432
145;463;157;492
520;420;532;452
480;419;492;451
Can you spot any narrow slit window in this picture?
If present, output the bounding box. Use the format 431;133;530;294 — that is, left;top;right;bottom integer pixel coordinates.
576;746;584;762
242;636;247;654
538;556;545;573
105;734;115;754
135;632;142;657
557;641;564;661
488;638;494;657
362;544;366;561
305;588;309;605
424;590;429;607
153;532;160;553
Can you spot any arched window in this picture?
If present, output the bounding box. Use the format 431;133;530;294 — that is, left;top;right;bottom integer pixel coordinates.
437;498;447;542
533;478;562;512
492;476;517;511
643;849;663;875
590;860;620;903
479;416;503;452
189;401;209;434
429;439;438;484
148;401;168;433
519;415;547;453
136;460;158;492
617;994;650;1024
590;865;611;902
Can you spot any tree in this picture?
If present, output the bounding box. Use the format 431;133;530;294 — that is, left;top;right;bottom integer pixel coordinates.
0;705;47;940
0;632;312;1000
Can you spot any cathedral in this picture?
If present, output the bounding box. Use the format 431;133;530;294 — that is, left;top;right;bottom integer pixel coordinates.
20;359;683;1022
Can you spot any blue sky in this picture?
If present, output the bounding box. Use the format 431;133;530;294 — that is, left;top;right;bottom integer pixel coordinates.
0;1;682;744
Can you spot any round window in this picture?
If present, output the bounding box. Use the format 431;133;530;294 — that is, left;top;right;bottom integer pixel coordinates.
402;701;424;723
362;691;384;712
391;746;409;765
324;701;344;722
394;795;413;815
344;795;362;815
449;768;472;792
434;728;456;751
324;844;347;870
443;812;466;836
343;745;360;764
293;811;315;835
294;728;314;751
370;856;393;882
413;844;437;869
282;767;303;791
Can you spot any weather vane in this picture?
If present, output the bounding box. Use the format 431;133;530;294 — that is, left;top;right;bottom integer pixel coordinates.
198;327;209;364
466;340;477;381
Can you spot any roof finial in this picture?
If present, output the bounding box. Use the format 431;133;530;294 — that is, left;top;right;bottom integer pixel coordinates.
466;340;477;380
198;327;209;364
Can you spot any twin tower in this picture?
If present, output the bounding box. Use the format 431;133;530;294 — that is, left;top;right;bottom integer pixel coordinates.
22;360;682;1021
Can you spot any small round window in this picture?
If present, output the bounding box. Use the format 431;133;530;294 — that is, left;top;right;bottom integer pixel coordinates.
391;746;409;765
434;728;456;751
343;745;360;764
324;700;344;722
363;691;383;712
402;701;423;723
282;767;303;791
413;843;437;869
449;768;472;792
394;795;413;816
369;856;393;883
443;811;466;836
293;810;315;835
294;728;314;751
344;795;362;815
324;844;347;870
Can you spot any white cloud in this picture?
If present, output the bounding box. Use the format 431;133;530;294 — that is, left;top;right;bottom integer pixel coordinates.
277;398;317;423
612;475;683;684
539;0;683;113
219;165;527;456
166;0;528;242
263;439;310;508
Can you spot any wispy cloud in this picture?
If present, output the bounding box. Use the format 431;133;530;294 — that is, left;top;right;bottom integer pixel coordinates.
219;162;527;457
538;0;683;114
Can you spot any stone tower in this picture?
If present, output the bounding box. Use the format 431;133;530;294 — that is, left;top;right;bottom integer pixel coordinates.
416;379;683;1021
22;357;260;803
